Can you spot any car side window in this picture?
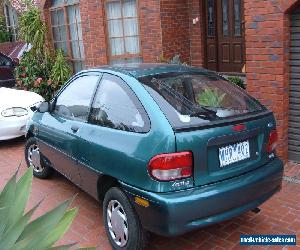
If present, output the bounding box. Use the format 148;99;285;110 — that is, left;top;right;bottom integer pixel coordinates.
90;74;150;133
54;75;99;121
0;55;11;67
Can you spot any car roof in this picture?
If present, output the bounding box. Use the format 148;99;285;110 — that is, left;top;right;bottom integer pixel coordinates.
81;63;210;78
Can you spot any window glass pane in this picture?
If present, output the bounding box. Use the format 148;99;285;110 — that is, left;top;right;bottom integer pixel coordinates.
69;23;78;41
79;41;85;58
0;55;11;66
77;22;83;40
52;26;67;42
55;75;99;121
139;73;263;128
51;3;84;67
222;0;229;36
90;74;149;133
123;0;137;18
207;0;215;37
54;42;68;54
234;0;242;36
125;36;139;54
73;61;84;73
106;0;140;60
110;38;125;56
71;41;80;59
67;5;77;24
108;20;123;37
59;26;67;41
106;1;122;19
123;18;138;36
52;27;60;41
51;0;79;8
51;9;65;26
4;3;19;41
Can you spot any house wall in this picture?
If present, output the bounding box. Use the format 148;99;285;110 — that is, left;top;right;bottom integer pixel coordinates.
38;0;163;67
160;0;190;63
245;0;300;161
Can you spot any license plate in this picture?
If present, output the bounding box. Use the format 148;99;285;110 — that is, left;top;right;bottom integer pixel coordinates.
219;141;250;168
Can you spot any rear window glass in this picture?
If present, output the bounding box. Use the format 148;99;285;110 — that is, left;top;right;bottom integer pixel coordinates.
139;72;264;129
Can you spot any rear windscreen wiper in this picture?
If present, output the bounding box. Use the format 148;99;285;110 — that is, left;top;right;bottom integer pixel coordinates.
189;107;218;120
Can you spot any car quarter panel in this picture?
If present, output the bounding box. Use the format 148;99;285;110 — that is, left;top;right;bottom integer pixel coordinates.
76;73;182;194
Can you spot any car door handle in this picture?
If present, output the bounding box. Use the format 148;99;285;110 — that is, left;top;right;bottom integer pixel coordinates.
71;125;79;133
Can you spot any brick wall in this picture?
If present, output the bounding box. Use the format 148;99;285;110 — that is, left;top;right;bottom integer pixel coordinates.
38;0;163;67
188;0;205;67
160;0;190;63
245;0;300;161
139;0;163;63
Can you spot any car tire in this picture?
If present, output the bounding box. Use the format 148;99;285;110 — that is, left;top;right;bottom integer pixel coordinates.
25;137;52;179
103;187;148;250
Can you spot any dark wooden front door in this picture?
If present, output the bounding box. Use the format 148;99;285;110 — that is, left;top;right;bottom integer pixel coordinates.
205;0;245;73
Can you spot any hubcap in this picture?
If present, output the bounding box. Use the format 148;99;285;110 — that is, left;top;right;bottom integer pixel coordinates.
27;144;44;173
107;200;128;247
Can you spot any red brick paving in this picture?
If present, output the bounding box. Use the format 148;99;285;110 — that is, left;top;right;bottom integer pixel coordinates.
0;138;299;249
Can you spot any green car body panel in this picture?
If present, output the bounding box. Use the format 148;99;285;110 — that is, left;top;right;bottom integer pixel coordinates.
26;64;284;237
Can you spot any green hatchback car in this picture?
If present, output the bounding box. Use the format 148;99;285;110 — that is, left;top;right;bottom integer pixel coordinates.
25;64;283;250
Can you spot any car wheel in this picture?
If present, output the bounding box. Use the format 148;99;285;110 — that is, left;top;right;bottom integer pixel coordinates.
25;137;52;179
103;187;148;250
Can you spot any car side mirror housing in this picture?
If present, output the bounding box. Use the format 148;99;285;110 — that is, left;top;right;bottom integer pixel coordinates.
38;101;50;113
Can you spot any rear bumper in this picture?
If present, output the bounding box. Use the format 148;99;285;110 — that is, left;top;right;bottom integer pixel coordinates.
122;158;283;236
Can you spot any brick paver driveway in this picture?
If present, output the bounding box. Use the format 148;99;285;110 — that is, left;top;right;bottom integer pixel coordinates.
0;138;299;249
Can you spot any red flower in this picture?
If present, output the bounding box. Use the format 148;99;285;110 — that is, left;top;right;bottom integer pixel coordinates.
37;77;43;84
47;79;52;86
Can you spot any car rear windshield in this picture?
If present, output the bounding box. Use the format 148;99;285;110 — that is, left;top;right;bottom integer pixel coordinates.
139;72;265;129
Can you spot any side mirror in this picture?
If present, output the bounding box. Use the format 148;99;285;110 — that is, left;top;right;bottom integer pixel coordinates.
38;101;50;113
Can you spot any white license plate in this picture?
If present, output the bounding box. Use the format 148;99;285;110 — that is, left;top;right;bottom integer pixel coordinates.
219;141;250;168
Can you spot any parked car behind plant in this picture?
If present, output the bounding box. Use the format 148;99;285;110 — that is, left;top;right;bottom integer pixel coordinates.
25;64;283;250
0;52;17;88
0;87;44;140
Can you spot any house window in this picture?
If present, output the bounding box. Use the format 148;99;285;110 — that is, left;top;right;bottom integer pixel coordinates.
49;0;84;73
105;0;142;64
3;1;18;42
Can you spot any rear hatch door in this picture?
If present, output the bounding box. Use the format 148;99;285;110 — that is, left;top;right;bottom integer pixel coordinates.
175;112;276;186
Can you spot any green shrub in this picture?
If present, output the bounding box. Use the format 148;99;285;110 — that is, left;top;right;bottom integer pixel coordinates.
14;7;72;101
160;54;187;65
18;6;46;55
0;15;11;43
197;88;226;107
0;167;78;250
227;76;246;89
50;50;73;90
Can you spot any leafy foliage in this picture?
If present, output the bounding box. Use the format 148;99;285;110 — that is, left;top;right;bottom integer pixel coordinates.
197;88;226;107
50;50;73;90
0;167;78;250
0;15;11;43
15;51;54;100
15;6;72;100
160;54;187;65
18;6;45;55
227;76;246;89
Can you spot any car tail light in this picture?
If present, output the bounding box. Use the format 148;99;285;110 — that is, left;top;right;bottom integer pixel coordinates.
148;152;193;181
233;124;246;132
266;130;278;153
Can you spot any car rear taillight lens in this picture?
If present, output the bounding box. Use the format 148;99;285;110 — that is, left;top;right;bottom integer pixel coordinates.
266;130;278;153
148;152;193;181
